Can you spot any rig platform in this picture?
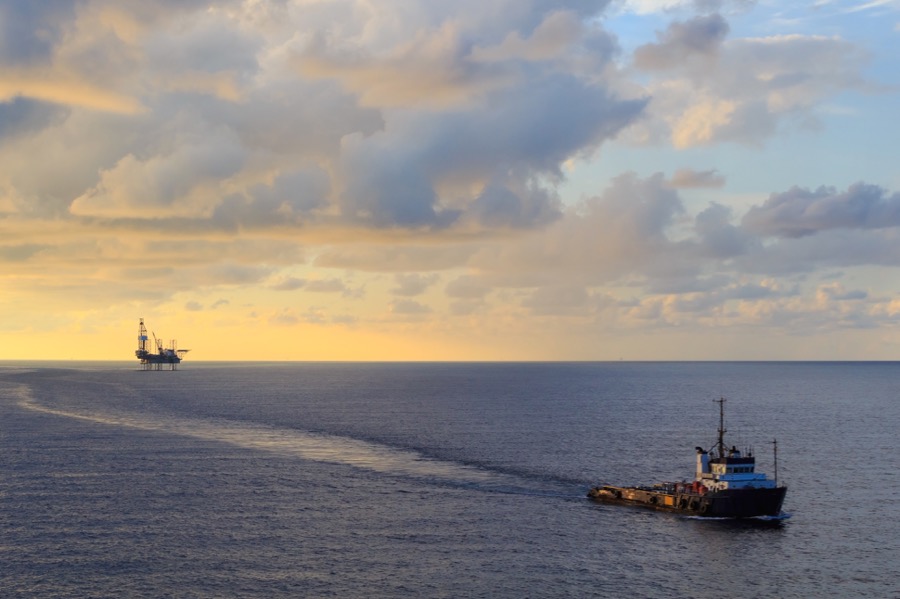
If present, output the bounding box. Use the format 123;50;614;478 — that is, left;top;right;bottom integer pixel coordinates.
135;318;189;370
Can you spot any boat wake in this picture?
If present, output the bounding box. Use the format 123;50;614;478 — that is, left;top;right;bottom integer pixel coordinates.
752;512;792;521
10;382;579;498
682;512;791;522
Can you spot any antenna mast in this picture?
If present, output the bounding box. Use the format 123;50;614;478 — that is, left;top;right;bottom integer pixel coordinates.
715;397;726;459
772;438;779;487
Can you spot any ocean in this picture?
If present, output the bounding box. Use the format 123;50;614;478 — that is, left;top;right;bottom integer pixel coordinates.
1;362;897;598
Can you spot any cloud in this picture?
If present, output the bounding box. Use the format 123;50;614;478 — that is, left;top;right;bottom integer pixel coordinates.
3;0;900;354
470;11;603;64
0;242;47;262
0;1;78;65
0;69;145;114
818;282;867;301
212;165;331;229
296;22;508;109
0;98;67;140
617;0;756;15
271;277;307;291
634;14;730;71
70;125;246;217
0;2;645;236
390;299;433;315
305;279;348;294
315;245;478;273
448;172;694;297
445;275;491;299
630;16;870;147
742;182;900;238
143;8;260;94
337;71;645;228
523;285;590;315
391;274;440;297
669;168;726;188
694;202;756;258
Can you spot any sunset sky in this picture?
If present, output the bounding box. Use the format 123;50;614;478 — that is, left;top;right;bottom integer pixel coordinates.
2;0;899;361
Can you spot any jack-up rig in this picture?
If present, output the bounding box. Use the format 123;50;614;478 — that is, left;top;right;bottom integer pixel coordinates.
135;318;190;370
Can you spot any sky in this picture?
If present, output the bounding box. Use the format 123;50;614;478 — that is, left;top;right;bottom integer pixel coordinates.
1;0;899;361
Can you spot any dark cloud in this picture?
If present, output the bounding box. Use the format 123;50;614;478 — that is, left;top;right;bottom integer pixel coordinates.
0;98;67;141
212;165;331;229
0;1;77;65
747;229;900;275
340;74;645;228
634;14;729;71
820;285;867;301
466;175;561;229
694;202;756;258
742;183;900;238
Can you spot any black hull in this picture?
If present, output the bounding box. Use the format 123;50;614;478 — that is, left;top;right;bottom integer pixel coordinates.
588;485;787;518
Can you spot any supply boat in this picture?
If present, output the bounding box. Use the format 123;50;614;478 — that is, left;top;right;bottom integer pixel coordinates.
588;399;787;518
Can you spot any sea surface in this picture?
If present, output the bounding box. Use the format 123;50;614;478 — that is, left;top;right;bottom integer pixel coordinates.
1;361;898;598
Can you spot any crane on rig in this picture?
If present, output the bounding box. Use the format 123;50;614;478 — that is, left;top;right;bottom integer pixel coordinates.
135;318;190;370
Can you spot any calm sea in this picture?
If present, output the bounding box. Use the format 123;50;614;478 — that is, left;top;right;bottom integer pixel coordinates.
1;362;897;598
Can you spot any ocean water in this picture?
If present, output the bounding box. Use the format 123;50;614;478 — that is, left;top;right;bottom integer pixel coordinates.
1;362;897;598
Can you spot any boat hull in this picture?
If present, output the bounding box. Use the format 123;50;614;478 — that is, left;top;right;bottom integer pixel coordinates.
588;485;787;518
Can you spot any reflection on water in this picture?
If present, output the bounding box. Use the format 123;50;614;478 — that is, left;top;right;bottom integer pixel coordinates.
14;383;522;489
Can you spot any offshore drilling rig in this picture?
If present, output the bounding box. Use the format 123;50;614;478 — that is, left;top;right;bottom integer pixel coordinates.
135;318;190;370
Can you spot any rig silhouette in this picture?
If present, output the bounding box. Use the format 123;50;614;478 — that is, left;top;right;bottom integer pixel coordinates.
135;318;190;370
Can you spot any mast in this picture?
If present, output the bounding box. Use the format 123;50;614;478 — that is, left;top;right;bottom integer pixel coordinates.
715;397;726;459
772;438;779;487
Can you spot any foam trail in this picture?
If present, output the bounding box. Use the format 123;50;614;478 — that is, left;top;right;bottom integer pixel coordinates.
10;383;524;488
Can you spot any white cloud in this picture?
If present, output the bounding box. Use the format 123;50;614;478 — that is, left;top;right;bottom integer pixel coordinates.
630;16;869;147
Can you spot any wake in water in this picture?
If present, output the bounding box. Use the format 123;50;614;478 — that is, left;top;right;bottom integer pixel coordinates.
682;513;791;523
8;381;580;499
